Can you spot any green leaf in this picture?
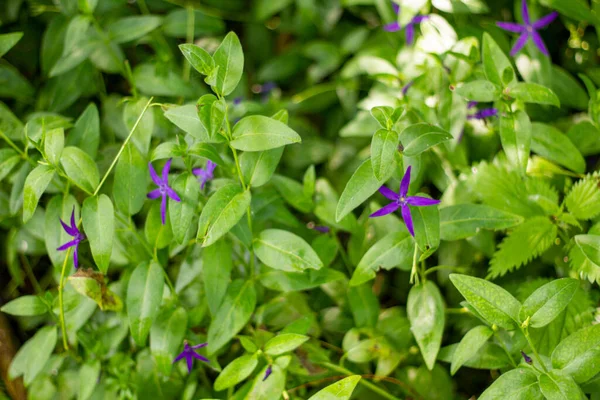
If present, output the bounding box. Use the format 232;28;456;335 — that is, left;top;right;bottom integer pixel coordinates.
264;333;309;355
150;307;188;376
271;174;313;213
246;364;285;399
82;195;114;274
565;175;600;220
169;173;200;244
0;32;23;58
163;104;212;142
454;80;498;102
519;278;579;328
399;123;453;157
230;115;301;151
371;129;399;181
551;324;600;383
450;325;493;375
570;234;600;284
253;229;323;272
568;121;600;156
207;279;256;354
350;231;413;286
260;268;345;292
145;202;173;249
0;295;47;316
347;284;380;328
307;376;361;400
479;368;543;400
8;326;57;386
113;142;147;216
123;96;154;155
23;164;55;223
202;239;232;316
0;148;21;182
107;15;162;43
411;194;441;254
78;360;100;400
127;261;165;346
449;273;521;329
482;32;515;87
179;43;214;75
439;204;524;240
488;216;558;278
68;268;122;311
538;370;585;400
197;184;251;247
43;127;64;165
60;146;99;194
499;110;531;173
508;82;560;107
240;147;283;187
407;281;445;370
214;353;259;391
531;123;585;173
67;103;99;159
212;31;244;96
438;343;511;370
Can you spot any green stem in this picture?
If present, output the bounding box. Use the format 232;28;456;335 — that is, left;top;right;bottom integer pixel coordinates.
523;327;548;373
58;248;71;351
20;254;42;295
124;60;138;99
331;228;353;275
0;131;29;160
410;243;420;285
424;265;466;276
182;5;195;82
320;363;403;400
93;97;153;197
493;331;518;368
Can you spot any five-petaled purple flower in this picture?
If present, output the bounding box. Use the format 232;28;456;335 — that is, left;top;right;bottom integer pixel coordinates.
193;161;217;190
57;208;85;269
173;341;210;373
467;101;499;120
384;2;429;45
496;0;558;56
370;166;440;236
147;159;181;225
263;365;273;381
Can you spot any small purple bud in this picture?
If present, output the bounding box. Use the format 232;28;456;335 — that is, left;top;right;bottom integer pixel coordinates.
402;81;414;96
521;351;533;365
307;222;330;233
263;365;272;381
233;97;243;106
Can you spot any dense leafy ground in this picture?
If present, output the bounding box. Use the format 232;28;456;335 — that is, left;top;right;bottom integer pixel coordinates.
1;0;600;399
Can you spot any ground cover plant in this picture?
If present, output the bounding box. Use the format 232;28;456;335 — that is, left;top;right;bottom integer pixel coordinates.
1;0;600;398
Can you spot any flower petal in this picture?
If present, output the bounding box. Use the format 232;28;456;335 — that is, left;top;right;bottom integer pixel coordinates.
509;32;529;56
162;159;172;183
147;189;161;199
166;187;181;202
192;168;205;177
206;161;217;173
191;343;208;349
400;166;412;198
521;0;530;25
191;351;209;363
406;196;441;206
161;195;167;225
148;162;161;186
531;30;549;56
532;11;558;29
73;245;79;269
57;239;78;251
496;22;525;33
379;186;399;201
401;205;415;236
369;202;400;218
392;1;400;14
60;218;77;236
384;21;401;32
173;352;186;363
69;208;77;232
405;23;415;44
186;355;193;373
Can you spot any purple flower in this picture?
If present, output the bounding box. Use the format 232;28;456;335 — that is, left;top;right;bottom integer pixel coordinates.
307;222;330;233
383;2;429;45
466;101;499;120
57;208;85;269
233;96;243;106
370;166;440;236
263;365;273;381
147;159;181;225
173;341;209;373
193;161;217;190
467;101;478;109
521;350;533;364
496;0;558;56
402;81;414;96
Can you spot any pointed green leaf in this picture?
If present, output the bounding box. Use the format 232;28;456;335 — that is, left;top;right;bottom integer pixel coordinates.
450;325;493;375
212;31;244;96
308;376;361;400
253;229;323;272
440;204;524;240
400;123;453;157
230;115;301;151
23;164;55;223
519;278;579;328
127;261;164;346
82;194;114;274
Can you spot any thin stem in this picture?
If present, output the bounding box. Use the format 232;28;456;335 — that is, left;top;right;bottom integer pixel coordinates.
0;131;29;159
183;5;195;82
124;60;138;99
523;327;548;373
494;331;517;368
20;254;42;295
331;228;353;275
424;265;466;276
58;248;71;351
320;363;404;400
93;97;153;196
410;243;420;285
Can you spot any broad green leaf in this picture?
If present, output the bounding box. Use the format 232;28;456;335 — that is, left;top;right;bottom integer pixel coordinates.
348;284;380;328
411;194;441;254
246;364;285;400
399;123;453;157
0;295;47;316
0;148;20;182
551;324;600;383
179;43;214;75
438;343;512;370
127;261;165;346
68;269;122;311
271;174;313;213
43;127;64;165
163;9;225;38
60;146;99;193
150;307;188;376
264;333;309;355
539;370;585;400
78;360;100;400
508;82;560;107
195;94;225;141
145;202;173;249
450;325;493;375
454;80;498;102
565;176;600;220
214;353;258;391
0;32;23;58
519;278;579;328
163;104;212;142
240;147;283;187
23;165;55;223
371;129;399;181
569;121;600;156
340;110;380;137
570;234;600;284
133;63;196;98
440;204;524;240
499;111;531;173
123;96;154;155
82;194;114;274
67;103;99;159
531;123;585;173
449;273;521;329
169;173;200;244
188;142;225;165
202;239;232;316
230;115;301;151
207;279;256;354
8;326;57;386
113;142;147;216
107;15;162;43
482;32;515;87
197;184;251;247
479;368;543;400
350;231;413;286
407;281;445;370
212;31;244;96
260;268;345;292
253;229;323;272
307;376;361;400
316;178;358;232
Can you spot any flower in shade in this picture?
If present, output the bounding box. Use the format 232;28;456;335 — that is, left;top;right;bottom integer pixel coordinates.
521;350;533;364
383;2;429;45
467;101;499;120
370;166;440;236
173;341;210;373
263;365;273;381
57;208;85;269
193;161;217;190
307;221;330;233
496;0;558;56
233;96;243;106
147;159;181;225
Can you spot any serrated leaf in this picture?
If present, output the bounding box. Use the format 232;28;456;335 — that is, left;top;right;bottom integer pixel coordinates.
565;175;600;220
570;234;600;284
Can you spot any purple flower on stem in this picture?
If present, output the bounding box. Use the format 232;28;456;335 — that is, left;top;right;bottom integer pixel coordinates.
173;341;209;373
370;166;440;236
384;2;429;45
263;365;273;381
57;208;85;269
496;0;558;56
521;351;533;365
467;102;499;120
147;159;181;225
193;161;217;190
